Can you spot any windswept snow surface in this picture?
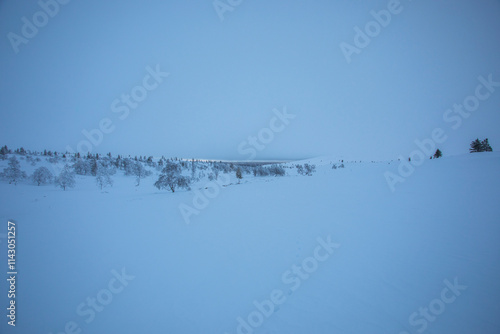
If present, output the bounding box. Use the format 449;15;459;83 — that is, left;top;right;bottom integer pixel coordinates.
0;153;499;334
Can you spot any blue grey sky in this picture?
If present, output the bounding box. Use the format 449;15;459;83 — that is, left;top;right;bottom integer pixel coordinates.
1;0;499;160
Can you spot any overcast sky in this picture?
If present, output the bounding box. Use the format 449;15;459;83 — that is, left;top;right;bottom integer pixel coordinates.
0;0;499;161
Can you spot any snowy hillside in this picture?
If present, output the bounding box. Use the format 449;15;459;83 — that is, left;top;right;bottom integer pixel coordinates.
0;152;499;334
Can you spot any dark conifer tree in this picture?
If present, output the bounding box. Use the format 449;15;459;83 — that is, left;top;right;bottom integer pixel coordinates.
469;139;482;153
481;138;493;152
236;167;242;182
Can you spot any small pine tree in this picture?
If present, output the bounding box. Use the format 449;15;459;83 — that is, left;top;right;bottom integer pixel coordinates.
481;138;493;152
236;167;242;183
433;149;442;159
470;138;493;153
0;145;9;156
469;138;483;153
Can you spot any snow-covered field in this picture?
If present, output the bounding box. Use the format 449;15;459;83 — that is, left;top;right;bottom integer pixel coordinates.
0;152;499;333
